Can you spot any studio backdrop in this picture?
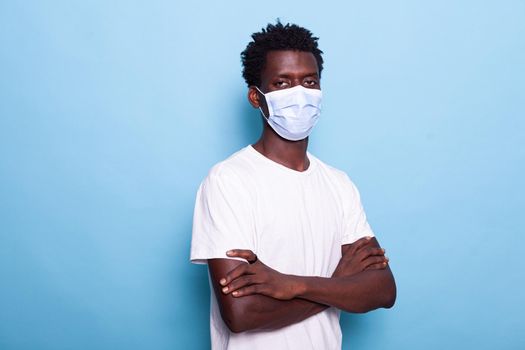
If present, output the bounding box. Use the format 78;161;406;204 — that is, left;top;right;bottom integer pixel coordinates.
1;1;524;349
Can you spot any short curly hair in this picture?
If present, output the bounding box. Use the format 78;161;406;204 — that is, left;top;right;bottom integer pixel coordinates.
241;21;324;87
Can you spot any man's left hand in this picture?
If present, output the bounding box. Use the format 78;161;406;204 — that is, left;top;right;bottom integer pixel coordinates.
219;249;298;300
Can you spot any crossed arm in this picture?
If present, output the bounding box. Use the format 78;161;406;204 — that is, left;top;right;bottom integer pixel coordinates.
208;237;396;333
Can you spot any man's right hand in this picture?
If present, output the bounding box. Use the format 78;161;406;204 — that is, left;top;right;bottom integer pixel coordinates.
332;237;389;278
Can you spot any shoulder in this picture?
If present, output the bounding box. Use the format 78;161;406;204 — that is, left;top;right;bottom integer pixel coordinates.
310;154;354;185
200;147;257;195
207;147;254;180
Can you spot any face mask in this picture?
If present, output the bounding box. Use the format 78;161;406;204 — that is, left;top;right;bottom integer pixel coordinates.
256;85;322;141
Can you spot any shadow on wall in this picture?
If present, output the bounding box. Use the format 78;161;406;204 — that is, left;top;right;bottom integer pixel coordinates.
182;96;261;344
340;303;389;347
233;92;262;149
340;313;369;346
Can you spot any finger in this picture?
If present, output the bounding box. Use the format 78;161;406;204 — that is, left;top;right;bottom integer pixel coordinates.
220;263;250;286
364;261;389;271
222;275;256;294
226;249;257;262
231;284;262;298
361;255;389;269
348;236;373;255
357;247;385;261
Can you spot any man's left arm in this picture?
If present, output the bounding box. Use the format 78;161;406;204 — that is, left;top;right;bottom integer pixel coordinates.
220;237;396;313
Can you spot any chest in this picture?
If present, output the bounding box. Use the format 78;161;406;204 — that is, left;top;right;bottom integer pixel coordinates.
252;175;344;276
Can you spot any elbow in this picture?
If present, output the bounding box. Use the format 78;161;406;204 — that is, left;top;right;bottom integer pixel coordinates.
342;271;397;313
360;272;396;312
382;289;396;309
225;321;245;334
224;317;247;334
356;281;396;313
220;301;252;333
221;310;246;333
381;277;397;309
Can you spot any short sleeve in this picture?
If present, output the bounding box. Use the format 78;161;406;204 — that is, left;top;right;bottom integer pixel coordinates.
341;175;375;245
190;165;256;264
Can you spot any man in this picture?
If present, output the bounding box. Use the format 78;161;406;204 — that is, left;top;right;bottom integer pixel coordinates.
191;22;396;349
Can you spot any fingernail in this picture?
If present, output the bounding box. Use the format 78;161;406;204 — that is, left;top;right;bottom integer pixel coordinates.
232;291;238;296
222;287;228;293
366;236;372;240
226;250;233;255
382;248;385;253
219;278;226;285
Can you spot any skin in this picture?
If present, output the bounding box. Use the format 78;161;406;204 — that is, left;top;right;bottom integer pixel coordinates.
208;50;396;333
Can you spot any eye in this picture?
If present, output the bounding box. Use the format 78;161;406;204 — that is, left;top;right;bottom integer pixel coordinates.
274;80;290;88
304;79;318;87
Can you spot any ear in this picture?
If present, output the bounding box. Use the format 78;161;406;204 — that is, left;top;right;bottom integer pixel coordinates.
248;86;269;118
248;86;261;108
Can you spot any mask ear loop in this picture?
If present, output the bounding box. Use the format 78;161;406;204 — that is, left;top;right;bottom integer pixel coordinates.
254;86;269;120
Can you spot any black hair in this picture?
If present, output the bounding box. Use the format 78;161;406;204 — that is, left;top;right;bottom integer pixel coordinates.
241;21;324;87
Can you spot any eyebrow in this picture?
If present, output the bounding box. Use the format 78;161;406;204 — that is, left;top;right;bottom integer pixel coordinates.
274;72;319;78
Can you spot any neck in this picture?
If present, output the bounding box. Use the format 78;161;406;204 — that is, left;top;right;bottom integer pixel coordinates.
253;127;310;172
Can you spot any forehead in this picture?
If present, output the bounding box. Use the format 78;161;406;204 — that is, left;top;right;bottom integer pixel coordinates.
262;50;319;78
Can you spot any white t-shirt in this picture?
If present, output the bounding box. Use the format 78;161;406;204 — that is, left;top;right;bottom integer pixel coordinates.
190;145;374;350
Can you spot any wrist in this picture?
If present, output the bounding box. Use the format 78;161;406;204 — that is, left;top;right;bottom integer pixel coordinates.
290;275;308;299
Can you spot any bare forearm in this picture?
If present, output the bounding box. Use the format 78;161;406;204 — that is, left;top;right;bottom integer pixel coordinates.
224;294;328;332
219;239;395;319
209;258;328;333
294;269;396;313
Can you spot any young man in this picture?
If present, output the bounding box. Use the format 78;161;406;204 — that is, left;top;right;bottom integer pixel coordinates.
191;22;396;349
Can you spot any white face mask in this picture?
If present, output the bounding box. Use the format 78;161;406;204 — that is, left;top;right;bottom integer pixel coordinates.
256;85;322;141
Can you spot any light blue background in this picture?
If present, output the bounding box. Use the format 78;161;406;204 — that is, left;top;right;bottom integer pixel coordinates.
1;1;524;349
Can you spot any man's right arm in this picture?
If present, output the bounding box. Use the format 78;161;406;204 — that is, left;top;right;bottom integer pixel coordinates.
208;258;328;333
